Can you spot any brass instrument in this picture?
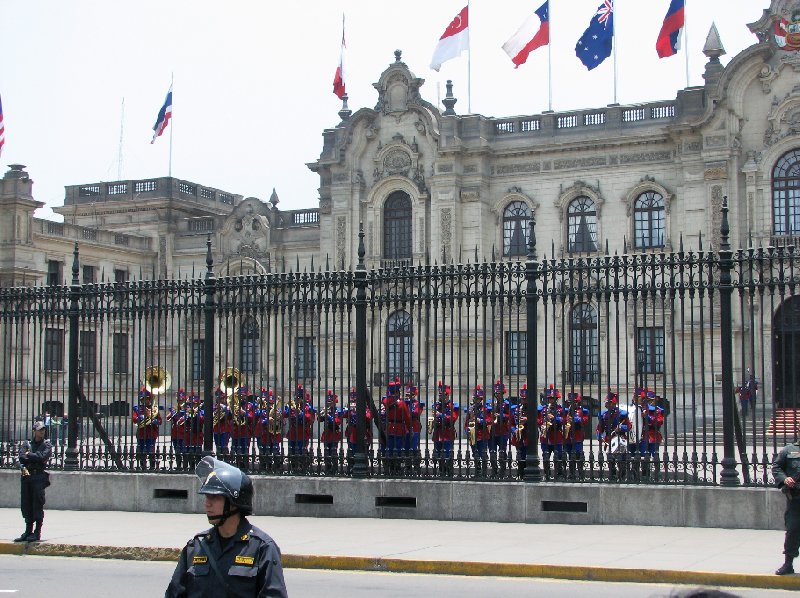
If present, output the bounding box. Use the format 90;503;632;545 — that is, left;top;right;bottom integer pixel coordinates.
139;403;161;428
219;367;245;397
268;398;283;434
468;419;476;445
427;415;435;435
142;366;171;395
212;397;228;426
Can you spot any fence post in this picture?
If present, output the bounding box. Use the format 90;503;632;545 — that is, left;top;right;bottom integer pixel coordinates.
524;219;543;482
202;235;216;456
352;223;369;478
718;198;740;486
64;243;81;471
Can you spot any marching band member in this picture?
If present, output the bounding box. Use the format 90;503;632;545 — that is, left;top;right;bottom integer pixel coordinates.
344;387;374;474
255;388;283;473
404;381;424;473
183;392;205;468
640;390;665;477
382;378;410;474
211;387;231;457
318;390;344;474
431;381;459;477
285;384;316;472
564;391;590;479
510;384;529;479
132;387;162;470
489;380;512;477
167;388;189;469
596;391;631;481
230;386;255;469
464;385;491;478
538;384;565;479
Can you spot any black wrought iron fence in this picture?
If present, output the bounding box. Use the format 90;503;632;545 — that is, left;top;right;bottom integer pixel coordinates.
1;202;799;486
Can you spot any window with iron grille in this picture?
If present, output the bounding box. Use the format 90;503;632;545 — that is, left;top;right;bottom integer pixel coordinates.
567;196;598;253
44;328;64;372
773;149;800;236
82;265;96;284
47;260;62;286
295;337;316;380
80;330;97;373
387;311;413;381
637;327;665;374
112;333;129;374
192;339;206;380
506;331;527;375
241;317;260;374
570;303;599;384
503;201;530;257
383;191;412;261
634;191;666;248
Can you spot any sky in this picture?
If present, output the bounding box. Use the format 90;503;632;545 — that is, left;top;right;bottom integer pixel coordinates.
0;0;764;221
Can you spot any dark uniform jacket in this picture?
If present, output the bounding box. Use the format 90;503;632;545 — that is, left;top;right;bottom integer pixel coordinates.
18;437;53;473
773;442;800;499
166;517;287;598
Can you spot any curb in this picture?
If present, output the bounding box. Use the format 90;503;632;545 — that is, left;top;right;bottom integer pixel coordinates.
2;542;799;591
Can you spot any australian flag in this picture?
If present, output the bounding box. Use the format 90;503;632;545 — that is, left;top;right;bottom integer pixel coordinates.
575;0;614;70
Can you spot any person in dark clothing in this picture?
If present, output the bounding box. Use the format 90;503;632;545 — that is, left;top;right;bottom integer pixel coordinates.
773;440;800;576
165;456;287;597
14;420;52;543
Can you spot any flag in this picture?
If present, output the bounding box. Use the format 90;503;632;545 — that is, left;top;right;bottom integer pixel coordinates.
502;1;550;69
656;0;685;58
575;0;614;71
430;5;469;72
333;16;346;99
0;94;4;158
151;86;173;144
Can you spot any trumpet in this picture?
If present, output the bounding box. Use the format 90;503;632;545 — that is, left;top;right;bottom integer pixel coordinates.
212;400;228;426
268;399;283;434
138;404;160;428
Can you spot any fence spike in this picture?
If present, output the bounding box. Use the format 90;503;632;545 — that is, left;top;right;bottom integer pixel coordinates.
623;235;628;253
698;231;703;251
605;238;609;256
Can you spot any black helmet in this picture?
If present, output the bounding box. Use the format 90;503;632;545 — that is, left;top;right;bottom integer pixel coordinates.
196;456;253;516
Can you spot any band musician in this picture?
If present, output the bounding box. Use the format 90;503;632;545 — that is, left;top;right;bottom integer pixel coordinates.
211;387;231;457
344;387;374;474
639;389;665;477
430;381;459;477
167;388;188;469
319;390;344;474
285;384;315;472
510;384;529;479
382;379;411;474
596;392;631;481
537;384;565;479
489;380;512;477
404;381;424;473
255;388;283;473
230;386;255;468
183;392;205;468
132;387;162;470
465;385;491;478
563;391;590;479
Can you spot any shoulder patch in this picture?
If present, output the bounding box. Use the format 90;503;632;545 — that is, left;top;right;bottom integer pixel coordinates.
234;555;255;566
192;556;208;564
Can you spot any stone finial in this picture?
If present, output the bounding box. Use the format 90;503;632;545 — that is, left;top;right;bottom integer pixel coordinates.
394;49;402;63
269;188;279;207
4;164;29;180
338;94;352;124
442;80;457;116
703;23;726;87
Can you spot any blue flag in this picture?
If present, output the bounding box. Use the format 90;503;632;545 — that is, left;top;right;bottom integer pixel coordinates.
575;0;614;70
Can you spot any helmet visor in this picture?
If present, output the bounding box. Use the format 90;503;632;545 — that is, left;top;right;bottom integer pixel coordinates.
196;456;244;499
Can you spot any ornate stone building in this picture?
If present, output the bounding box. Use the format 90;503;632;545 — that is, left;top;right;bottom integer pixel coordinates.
0;0;799;426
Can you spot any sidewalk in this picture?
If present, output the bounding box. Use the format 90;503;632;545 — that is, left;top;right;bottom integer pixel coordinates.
0;508;798;591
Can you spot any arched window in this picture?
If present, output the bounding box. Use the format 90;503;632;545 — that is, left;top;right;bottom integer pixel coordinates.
633;191;665;249
570;303;598;384
384;191;412;262
567;196;598;253
503;201;531;257
387;310;413;381
240;317;260;374
773;149;800;236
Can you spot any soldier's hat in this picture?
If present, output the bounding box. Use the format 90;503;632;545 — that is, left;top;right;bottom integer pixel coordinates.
544;383;561;400
214;387;225;399
519;384;528;399
437;381;451;398
403;381;418;398
473;385;485;399
493;379;506;396
177;387;188;399
295;384;305;399
349;387;358;399
325;390;338;404
605;391;619;407
387;378;402;396
567;391;582;403
139;386;152;400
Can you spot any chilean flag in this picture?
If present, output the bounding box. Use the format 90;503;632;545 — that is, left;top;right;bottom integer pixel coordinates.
333;16;346;99
151;86;173;144
656;0;685;58
430;5;469;72
503;2;550;69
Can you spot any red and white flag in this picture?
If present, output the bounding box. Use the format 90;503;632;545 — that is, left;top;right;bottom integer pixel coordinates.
430;5;469;72
0;93;5;157
502;1;550;69
333;15;346;99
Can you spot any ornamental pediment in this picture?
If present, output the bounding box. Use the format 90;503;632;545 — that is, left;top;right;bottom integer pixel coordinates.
764;90;800;147
748;1;800;50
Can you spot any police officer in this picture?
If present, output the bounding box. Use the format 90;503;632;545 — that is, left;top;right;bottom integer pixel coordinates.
166;456;288;597
772;440;800;576
14;420;52;543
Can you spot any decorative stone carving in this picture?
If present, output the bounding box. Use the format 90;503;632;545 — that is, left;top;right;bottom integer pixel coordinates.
440;208;452;263
683;141;702;153
493;162;541;175
554;157;606;170
711;185;724;249
336;216;347;267
704;162;729;180
759;64;778;94
319;197;332;215
383;150;412;176
704;135;727;148
438;164;453;173
461;186;480;201
619;151;673;164
464;165;478;174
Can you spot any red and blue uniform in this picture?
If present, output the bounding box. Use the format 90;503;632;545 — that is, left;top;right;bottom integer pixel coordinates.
318;390;344;473
168;388;189;466
465;385;491;477
230;387;255;457
183;393;205;457
510;384;530;475
211;387;231;455
285;385;316;459
254;388;282;472
564;391;590;478
344;388;374;452
404;382;424;454
489;380;511;476
382;380;411;468
538;384;565;477
596;392;631;480
132;387;162;456
432;382;459;463
640;391;665;457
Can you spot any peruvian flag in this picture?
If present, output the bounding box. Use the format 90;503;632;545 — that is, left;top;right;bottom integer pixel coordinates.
430;5;469;72
656;0;685;58
502;1;550;69
333;16;346;99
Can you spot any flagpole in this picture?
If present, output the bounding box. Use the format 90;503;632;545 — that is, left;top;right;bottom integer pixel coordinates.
467;0;472;113
169;72;174;178
684;0;690;87
547;1;553;112
117;98;125;181
612;0;618;104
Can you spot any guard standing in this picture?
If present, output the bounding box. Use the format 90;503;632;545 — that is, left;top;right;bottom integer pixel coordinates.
563;391;590;479
431;382;459;477
538;384;565;479
772;440;800;576
318;390;343;474
165;456;288;597
14;421;52;543
489;380;511;477
132;387;162;470
465;385;491;478
382;379;411;474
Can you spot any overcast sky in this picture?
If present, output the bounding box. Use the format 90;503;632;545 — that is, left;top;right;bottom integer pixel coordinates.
0;0;761;221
